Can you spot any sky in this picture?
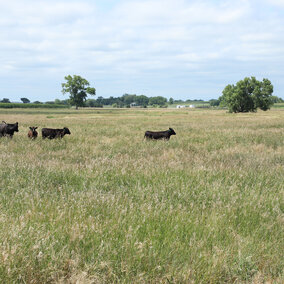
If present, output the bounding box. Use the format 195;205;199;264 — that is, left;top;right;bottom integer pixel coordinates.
0;0;283;102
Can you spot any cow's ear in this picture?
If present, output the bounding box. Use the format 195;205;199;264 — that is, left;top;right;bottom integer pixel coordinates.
35;127;38;130
29;127;33;130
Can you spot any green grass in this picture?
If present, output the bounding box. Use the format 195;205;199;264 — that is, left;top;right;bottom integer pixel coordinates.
272;103;284;108
0;108;283;283
0;103;69;109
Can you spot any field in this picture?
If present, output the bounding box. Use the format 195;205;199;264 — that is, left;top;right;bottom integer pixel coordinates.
0;108;283;283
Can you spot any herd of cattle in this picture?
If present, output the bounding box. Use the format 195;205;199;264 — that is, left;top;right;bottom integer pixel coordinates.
0;121;176;140
0;121;71;139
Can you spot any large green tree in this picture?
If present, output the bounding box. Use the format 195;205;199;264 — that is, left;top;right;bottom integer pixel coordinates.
219;77;273;113
62;75;96;109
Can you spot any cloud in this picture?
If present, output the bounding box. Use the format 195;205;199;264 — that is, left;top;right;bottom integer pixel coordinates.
0;0;283;101
265;0;284;7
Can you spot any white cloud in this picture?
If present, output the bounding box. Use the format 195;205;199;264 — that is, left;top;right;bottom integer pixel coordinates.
265;0;284;7
0;0;283;100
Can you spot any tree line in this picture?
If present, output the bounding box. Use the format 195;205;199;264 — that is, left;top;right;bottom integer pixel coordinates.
1;75;283;112
61;75;283;112
0;95;169;108
0;95;207;108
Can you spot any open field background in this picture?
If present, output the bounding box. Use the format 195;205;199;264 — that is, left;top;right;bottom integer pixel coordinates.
0;108;283;283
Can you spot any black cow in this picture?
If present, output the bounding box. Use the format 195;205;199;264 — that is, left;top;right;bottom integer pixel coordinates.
42;127;71;139
144;128;176;140
0;122;19;138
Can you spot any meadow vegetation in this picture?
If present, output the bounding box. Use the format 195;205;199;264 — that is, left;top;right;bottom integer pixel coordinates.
0;108;283;283
0;103;69;109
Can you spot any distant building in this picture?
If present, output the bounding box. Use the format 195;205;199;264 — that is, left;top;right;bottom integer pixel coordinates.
189;105;195;108
176;105;186;108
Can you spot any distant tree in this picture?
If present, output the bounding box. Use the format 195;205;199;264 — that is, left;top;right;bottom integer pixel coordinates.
149;96;167;106
96;96;104;104
169;97;174;104
54;99;62;105
209;99;220;107
33;101;43;104
122;94;137;105
174;99;184;104
1;98;10;103
21;98;30;104
62;75;96;109
219;77;274;113
85;99;95;107
135;95;149;106
270;96;284;103
85;99;103;107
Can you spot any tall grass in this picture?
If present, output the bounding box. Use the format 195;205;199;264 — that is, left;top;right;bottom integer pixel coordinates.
0;108;283;283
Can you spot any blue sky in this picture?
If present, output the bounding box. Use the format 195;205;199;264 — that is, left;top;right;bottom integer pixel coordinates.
0;0;283;102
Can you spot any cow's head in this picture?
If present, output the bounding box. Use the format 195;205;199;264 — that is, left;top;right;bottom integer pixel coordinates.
13;122;19;132
169;128;176;135
29;126;38;134
63;127;71;135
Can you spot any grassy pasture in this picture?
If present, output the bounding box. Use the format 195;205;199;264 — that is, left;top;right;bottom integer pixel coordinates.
0;108;283;283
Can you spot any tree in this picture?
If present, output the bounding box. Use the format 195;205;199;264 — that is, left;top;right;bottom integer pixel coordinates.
209;99;220;107
122;94;136;105
85;99;103;108
61;75;96;109
219;77;273;113
169;97;174;104
1;98;10;103
270;96;284;103
21;98;30;103
149;96;167;106
135;95;149;106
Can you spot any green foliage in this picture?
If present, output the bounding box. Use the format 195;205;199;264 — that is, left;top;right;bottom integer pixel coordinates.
209;99;220;106
149;96;167;106
134;95;149;106
62;75;96;109
21;98;30;104
272;103;284;108
169;97;174;104
0;98;10;103
219;77;274;113
85;99;103;107
95;94;153;108
0;103;69;109
54;99;69;105
270;95;284;103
